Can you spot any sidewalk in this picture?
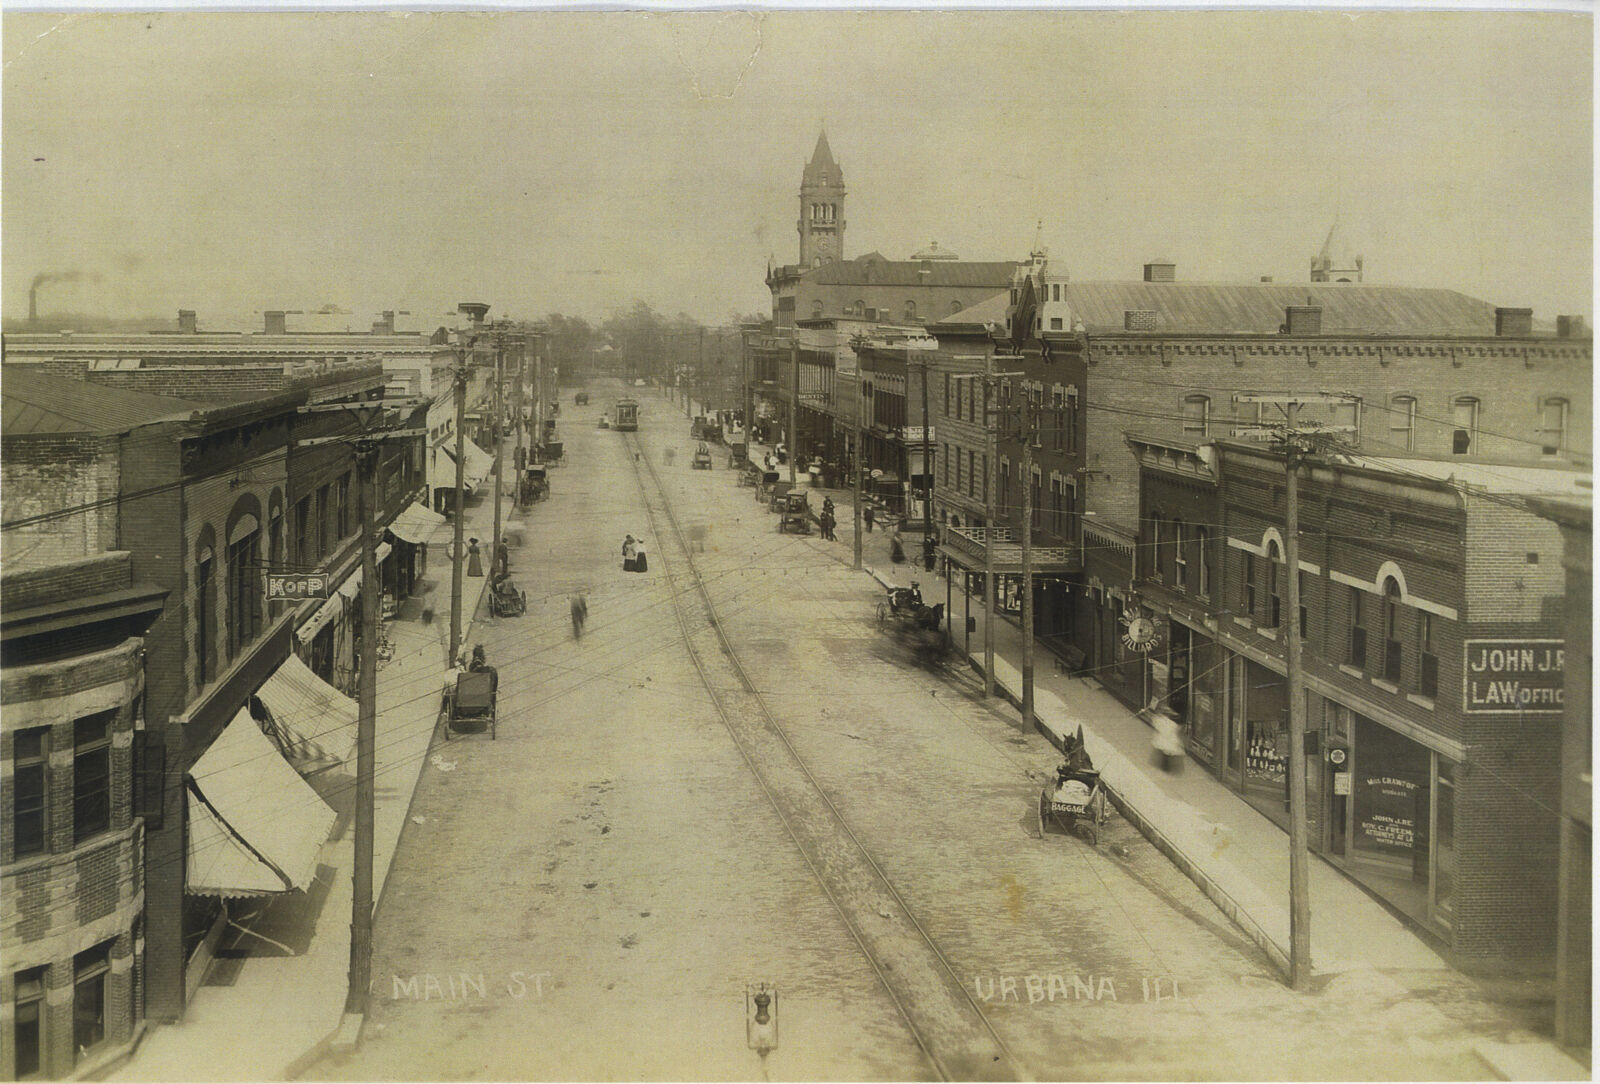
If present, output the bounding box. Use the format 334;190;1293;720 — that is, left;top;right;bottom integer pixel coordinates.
120;488;502;1082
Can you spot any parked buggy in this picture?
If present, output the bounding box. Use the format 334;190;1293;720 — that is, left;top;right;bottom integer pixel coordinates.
692;442;714;470
1038;727;1108;844
777;490;810;534
520;465;549;505
440;669;497;740
575;391;590;405
489;575;526;617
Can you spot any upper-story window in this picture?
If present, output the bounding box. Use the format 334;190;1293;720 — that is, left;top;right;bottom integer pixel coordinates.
294;496;312;564
196;546;216;689
1418;611;1439;698
1389;395;1418;451
950;300;963;315
811;301;823;319
904;300;917;322
13;727;49;857
1330;397;1361;446
1183;395;1211;437
1265;541;1282;629
1242;552;1257;619
1173;518;1188;590
337;473;352;539
1539;397;1569;457
73;711;114;844
1197;527;1212;598
14;965;46;1078
317;483;333;556
227;517;263;658
1346;585;1367;669
73;942;111;1058
1382;578;1404;683
1451;396;1479;455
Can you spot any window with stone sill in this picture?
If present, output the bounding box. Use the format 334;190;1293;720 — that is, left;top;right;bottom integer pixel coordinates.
73;943;110;1061
14;965;47;1079
73;711;114;844
12;727;48;857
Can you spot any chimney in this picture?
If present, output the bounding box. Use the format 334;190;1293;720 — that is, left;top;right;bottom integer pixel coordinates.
1143;261;1176;282
178;309;197;334
1259;275;1274;283
458;302;490;327
372;310;396;334
1124;310;1158;331
1557;314;1587;339
264;310;287;335
1495;307;1533;338
1284;305;1322;335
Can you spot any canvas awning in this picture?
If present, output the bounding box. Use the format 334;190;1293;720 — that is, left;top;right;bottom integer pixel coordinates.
186;707;336;897
294;546;391;643
442;441;496;488
432;447;477;494
388;500;448;544
252;654;357;773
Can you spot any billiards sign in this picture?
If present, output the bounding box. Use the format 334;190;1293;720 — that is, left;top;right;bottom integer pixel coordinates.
1463;639;1563;714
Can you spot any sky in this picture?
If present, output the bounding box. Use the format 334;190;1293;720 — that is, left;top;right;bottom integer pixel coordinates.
3;9;1592;328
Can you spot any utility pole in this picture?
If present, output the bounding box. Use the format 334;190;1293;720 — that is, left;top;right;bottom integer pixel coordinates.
1234;392;1357;991
491;336;504;575
1019;387;1036;731
920;355;934;561
1280;399;1311;991
853;385;864;571
982;350;997;700
512;332;525;479
296;400;424;1023
789;337;799;486
449;347;468;667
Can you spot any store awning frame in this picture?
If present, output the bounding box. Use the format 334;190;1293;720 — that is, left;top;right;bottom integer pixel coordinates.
186;706;336;897
388;500;448;544
252;654;357;772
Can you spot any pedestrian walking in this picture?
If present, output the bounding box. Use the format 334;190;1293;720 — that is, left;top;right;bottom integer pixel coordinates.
1151;711;1186;774
466;537;484;577
863;505;875;533
890;526;906;564
494;536;510;578
633;537;649;573
570;593;589;639
622;534;638;572
820;511;836;541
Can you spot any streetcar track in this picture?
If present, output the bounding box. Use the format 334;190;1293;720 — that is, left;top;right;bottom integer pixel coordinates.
622;427;1028;1083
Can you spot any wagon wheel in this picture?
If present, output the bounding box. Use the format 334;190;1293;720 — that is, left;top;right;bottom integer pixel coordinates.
1038;788;1051;837
877;601;889;627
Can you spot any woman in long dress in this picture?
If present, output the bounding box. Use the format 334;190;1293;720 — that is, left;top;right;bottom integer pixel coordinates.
466;538;484;577
633;537;648;573
622;534;637;572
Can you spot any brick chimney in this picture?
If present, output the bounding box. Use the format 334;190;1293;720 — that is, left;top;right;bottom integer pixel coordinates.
178;309;197;334
264;310;287;335
372;310;396;334
1143;261;1176;283
1284;305;1322;335
1557;314;1587;339
1125;310;1158;331
1495;307;1533;337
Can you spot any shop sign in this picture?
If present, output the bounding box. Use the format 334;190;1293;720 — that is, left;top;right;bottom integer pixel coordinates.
1463;639;1564;715
1332;771;1351;796
1353;772;1421;856
265;573;330;600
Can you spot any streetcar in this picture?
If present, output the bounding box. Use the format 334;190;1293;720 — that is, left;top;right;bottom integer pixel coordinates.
614;398;639;432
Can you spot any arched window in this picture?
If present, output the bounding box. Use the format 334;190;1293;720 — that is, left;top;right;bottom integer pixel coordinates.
1382;578;1404;682
227;513;262;659
811;300;823;318
1183;394;1211;437
196;542;216;690
950;300;963;315
1389;395;1418;451
904;300;917;322
853;300;865;318
1266;541;1282;629
1540;397;1569;456
1451;396;1479;455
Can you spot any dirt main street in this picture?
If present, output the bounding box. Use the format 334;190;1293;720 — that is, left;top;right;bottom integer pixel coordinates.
325;383;1530;1082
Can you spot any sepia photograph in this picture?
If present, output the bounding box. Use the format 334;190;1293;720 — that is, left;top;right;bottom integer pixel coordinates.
0;6;1591;1081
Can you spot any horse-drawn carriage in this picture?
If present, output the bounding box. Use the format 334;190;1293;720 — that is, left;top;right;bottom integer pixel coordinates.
691;442;714;470
440;669;497;740
1038;727;1109;844
519;465;548;505
575;391;590;406
876;581;944;633
777;490;810;534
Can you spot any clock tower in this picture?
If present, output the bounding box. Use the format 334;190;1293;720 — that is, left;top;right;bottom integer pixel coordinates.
798;130;846;269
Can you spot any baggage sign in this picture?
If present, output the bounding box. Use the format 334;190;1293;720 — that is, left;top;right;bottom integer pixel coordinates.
265;573;331;601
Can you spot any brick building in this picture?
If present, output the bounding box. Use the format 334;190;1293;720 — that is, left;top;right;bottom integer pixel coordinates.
2;364;428;1039
1;381;181;1078
929;253;1591;707
1129;436;1585;971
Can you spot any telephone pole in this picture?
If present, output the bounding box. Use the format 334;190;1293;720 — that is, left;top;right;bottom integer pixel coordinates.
789;337;800;486
491;336;505;575
1234;392;1357;990
449;347;469;667
1019;388;1036;731
295;400;424;1023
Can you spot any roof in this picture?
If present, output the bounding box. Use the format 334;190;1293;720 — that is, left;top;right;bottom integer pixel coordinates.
934;290;1011;328
2;367;197;436
804;256;1020;289
1339;455;1594;499
803;130;840;185
1056;281;1502;337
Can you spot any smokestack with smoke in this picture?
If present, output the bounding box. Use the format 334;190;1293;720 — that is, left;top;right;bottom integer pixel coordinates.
29;270;103;327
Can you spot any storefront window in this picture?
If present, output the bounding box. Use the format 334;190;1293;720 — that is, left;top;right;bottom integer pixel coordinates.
1350;714;1430;879
1244;660;1287;790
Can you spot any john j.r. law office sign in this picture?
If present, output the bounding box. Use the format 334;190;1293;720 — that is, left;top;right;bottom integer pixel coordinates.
1463;639;1564;714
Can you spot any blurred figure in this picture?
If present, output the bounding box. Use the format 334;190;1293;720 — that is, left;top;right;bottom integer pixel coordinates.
1151;711;1185;773
570;593;589;639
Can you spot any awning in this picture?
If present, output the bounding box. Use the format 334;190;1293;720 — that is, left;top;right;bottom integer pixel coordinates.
252;654;357;773
294;548;391;643
432;447;477;494
388;500;448;544
186;707;336;897
442;440;496;488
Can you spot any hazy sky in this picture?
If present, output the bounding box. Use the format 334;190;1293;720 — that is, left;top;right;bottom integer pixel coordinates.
3;9;1591;327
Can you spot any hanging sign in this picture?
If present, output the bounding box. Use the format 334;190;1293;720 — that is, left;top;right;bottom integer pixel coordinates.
265;573;330;601
1121;608;1162;652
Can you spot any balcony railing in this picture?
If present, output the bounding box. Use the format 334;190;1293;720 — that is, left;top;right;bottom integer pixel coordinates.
942;526;1078;573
